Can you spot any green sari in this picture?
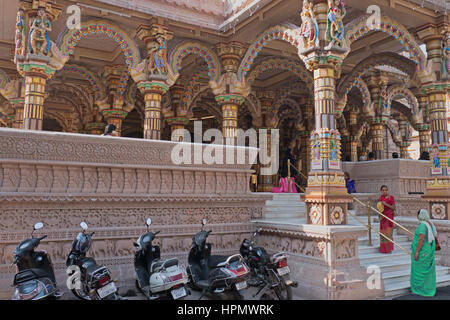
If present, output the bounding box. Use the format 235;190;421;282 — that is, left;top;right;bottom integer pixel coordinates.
410;222;436;297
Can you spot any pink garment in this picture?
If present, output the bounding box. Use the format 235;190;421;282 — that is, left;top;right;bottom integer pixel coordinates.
272;177;298;193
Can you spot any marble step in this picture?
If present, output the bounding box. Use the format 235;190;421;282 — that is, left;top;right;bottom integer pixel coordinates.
359;251;410;265
384;274;450;298
265;200;306;207
270;193;302;200
383;266;450;285
358;233;409;247
264;212;306;219
358;241;411;254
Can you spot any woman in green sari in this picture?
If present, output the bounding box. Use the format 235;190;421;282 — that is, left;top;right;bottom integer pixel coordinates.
410;209;437;297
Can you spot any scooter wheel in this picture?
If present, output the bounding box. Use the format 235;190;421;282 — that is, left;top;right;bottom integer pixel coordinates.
72;288;92;301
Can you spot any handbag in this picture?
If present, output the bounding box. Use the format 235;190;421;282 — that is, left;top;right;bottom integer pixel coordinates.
435;236;441;251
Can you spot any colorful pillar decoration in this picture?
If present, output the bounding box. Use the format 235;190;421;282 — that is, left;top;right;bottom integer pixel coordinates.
102;109;128;136
369;119;385;160
422;85;450;220
167;117;190;142
300;53;352;226
215;94;244;143
15;1;64;130
138;81;169;140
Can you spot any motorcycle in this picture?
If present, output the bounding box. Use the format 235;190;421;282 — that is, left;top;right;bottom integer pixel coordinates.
134;218;190;300
66;221;119;300
11;222;62;300
240;228;297;300
187;219;250;300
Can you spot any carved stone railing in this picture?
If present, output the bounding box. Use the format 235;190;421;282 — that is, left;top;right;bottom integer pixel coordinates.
0;128;270;296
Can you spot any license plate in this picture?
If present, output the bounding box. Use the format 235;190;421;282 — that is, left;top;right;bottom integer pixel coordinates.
171;287;187;300
277;266;290;276
235;280;247;291
97;282;116;299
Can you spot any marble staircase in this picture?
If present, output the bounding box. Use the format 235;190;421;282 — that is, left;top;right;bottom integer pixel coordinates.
348;210;450;298
258;193;450;298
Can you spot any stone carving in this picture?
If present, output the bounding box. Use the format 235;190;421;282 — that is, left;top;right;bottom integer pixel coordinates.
309;204;323;225
335;239;356;259
300;0;319;48
442;32;450;80
431;203;446;220
325;0;346;50
29;8;52;55
15;9;26;56
330;206;344;225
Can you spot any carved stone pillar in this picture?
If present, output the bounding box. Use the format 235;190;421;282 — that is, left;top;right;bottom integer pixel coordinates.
11;99;24;129
167;117;190;142
138;82;169;140
15;1;63;130
300;53;352;226
215;94;244;143
102;109;127;136
369;119;385;159
422;85;449;220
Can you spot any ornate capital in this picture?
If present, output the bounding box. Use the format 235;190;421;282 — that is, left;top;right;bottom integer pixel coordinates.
137;81;170;95
214;42;246;74
215;94;245;106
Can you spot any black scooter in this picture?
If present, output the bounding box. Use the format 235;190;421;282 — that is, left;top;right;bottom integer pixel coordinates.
134;218;190;300
66;222;119;300
240;228;297;300
187;219;250;300
11;222;62;300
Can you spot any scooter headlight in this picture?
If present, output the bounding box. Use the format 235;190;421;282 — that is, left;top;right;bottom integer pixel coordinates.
12;280;47;300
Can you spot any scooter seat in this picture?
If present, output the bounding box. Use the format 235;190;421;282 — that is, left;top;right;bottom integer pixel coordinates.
208;255;229;268
80;258;103;274
13;268;50;285
150;258;179;273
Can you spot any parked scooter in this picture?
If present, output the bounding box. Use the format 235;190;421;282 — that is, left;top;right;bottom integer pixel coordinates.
11;222;62;300
66;222;119;300
134;218;190;300
187;219;250;300
240;228;297;300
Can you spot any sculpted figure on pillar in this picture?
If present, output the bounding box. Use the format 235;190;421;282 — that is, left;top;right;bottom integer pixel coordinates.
29;7;52;56
300;0;319;48
148;34;168;75
15;9;26;56
442;32;450;80
325;0;346;49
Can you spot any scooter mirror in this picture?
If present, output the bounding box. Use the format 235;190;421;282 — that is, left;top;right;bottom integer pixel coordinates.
146;218;152;226
34;222;44;230
202;218;207;226
80;222;88;230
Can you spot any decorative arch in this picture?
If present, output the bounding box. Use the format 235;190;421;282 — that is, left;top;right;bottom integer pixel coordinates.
0;69;10;88
246;57;313;90
345;15;425;70
238;25;302;81
180;70;203;114
55;64;105;100
349;77;372;111
57;20;141;69
385;119;402;145
169;41;221;82
386;85;419;117
337;52;416;96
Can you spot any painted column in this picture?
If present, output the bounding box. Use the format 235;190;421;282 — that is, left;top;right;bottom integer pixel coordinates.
136;24;173;140
15;1;63;130
418;129;431;156
102;109;127;136
167;117;190;142
138;82;169;140
11;99;24;129
215;94;244;143
422;85;449;220
397;119;411;158
300;54;352;226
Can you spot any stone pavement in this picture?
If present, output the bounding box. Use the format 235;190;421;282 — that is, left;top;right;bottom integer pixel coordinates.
391;285;450;300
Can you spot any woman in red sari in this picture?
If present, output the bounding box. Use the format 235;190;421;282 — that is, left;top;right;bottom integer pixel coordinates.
378;185;396;254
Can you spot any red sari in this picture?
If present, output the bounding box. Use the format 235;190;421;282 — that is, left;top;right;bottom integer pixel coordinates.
379;195;395;253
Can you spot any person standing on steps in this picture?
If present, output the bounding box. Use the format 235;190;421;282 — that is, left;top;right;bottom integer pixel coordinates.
410;209;437;297
378;185;396;254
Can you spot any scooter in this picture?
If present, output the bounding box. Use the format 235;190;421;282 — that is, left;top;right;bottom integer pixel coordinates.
11;222;62;300
240;228;297;300
66;222;119;300
134;218;190;300
187;219;250;300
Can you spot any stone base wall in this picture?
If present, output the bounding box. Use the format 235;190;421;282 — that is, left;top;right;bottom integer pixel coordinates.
253;221;385;300
0;196;267;296
0;128;270;297
351;193;425;218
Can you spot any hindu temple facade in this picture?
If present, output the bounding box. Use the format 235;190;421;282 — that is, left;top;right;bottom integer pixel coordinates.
0;0;449;299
